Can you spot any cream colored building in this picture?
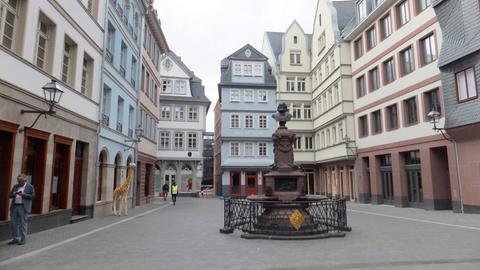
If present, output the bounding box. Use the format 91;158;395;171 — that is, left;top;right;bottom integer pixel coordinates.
262;21;315;194
262;0;357;199
344;0;455;210
310;0;357;200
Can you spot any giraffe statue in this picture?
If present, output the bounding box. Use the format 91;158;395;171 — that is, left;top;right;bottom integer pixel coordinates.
112;162;136;216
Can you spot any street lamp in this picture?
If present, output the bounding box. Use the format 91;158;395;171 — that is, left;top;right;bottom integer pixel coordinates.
20;79;64;130
428;110;450;141
125;125;143;143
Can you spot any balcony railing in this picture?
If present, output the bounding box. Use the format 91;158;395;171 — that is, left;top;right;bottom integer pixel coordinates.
128;128;133;138
119;66;126;77
105;50;113;64
130;79;136;88
102;114;110;126
116;122;123;133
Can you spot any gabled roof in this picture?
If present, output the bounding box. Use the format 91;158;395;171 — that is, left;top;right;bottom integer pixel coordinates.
265;32;284;63
218;44;277;100
226;44;268;61
160;51;211;110
163;51;200;80
332;0;356;32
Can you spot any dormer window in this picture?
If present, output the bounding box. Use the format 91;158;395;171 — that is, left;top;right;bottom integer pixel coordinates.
174;80;186;94
162;79;172;93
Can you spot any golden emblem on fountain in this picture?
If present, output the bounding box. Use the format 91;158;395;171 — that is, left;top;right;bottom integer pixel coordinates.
289;209;305;231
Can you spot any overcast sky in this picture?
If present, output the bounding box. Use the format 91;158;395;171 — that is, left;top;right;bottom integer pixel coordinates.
155;0;317;132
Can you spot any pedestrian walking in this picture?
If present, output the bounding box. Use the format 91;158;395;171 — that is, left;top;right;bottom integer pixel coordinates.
8;174;35;245
162;182;169;201
171;181;178;205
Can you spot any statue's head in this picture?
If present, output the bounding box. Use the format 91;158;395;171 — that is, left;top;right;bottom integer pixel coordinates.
277;103;288;113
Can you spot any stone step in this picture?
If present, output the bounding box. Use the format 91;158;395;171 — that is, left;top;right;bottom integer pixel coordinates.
70;215;89;224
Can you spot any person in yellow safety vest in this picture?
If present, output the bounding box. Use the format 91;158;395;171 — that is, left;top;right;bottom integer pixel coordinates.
171;181;178;205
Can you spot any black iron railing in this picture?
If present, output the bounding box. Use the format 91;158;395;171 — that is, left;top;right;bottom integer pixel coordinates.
220;197;350;236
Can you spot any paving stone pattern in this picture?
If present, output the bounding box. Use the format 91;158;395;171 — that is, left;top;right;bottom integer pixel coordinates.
1;198;480;270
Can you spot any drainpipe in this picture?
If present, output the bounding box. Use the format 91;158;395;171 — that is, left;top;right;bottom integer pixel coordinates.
452;140;464;214
92;0;111;217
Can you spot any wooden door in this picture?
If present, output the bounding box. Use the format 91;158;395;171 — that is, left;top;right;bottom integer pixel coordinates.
0;131;14;220
72;142;84;216
245;172;257;196
230;172;240;196
23;135;48;214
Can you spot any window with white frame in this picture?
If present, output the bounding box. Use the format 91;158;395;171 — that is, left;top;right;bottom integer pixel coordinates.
258;90;267;103
187;132;197;150
107;22;115;54
366;26;377;50
297;78;306;92
305;136;313;150
331;54;335;70
62;41;72;84
230;142;239;156
259;115;267;129
286;77;295;91
161;106;171;120
321;131;325;148
81;54;93;96
318;32;326;53
357;0;368;22
328;90;333;108
174;132;184;150
245;114;253;128
397;0;410;27
174;80;187;94
120;42;127;75
338;123;344;141
421;33;437;65
456;67;478;102
162;79;172;93
332;127;337;144
230;89;240;102
292;104;302;119
234;63;242;75
334;84;340;104
244;64;253;76
290;51;301;65
326;129;331;146
380;13;392;40
174;106;184;120
188;106;199;121
245;142;254;156
293;137;302;150
258;143;267;156
304;105;311;119
35;16;52;70
254;63;262;76
230;114;240;128
322;94;327;112
62;36;77;86
0;0;18;50
244;89;254;102
159;131;170;149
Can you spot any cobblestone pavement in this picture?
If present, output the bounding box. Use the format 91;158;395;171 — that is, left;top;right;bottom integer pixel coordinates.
1;198;480;270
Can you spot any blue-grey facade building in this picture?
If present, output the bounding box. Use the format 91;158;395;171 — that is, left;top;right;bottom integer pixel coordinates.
97;0;144;216
433;0;480;213
216;45;277;197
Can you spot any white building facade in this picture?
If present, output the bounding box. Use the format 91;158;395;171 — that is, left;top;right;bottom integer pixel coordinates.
157;51;210;193
0;0;105;239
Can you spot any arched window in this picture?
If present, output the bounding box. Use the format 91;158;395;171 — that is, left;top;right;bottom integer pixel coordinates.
97;150;108;201
114;153;122;190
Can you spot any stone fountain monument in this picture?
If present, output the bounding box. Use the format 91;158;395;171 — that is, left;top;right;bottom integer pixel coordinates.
244;103;328;238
